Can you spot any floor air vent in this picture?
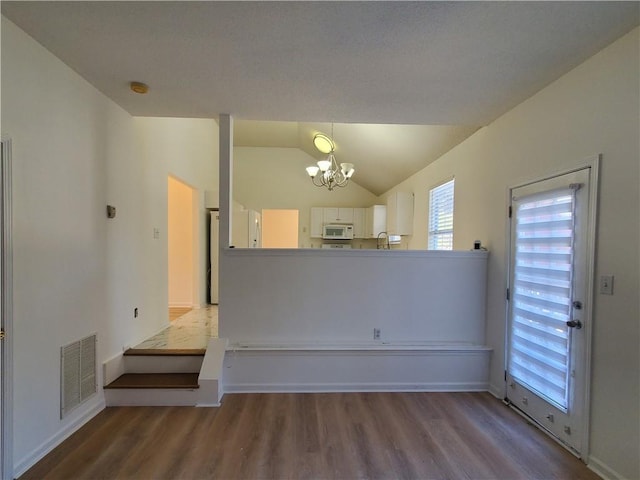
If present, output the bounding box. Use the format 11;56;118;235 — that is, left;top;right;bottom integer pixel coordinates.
61;334;97;418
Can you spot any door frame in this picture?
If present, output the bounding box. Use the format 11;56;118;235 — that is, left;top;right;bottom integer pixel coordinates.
1;137;14;479
504;154;600;459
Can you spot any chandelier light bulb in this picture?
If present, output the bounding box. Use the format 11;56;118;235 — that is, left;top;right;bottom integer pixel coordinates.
306;166;319;178
317;160;331;172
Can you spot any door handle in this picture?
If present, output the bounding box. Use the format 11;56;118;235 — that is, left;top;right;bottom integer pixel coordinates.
566;320;582;329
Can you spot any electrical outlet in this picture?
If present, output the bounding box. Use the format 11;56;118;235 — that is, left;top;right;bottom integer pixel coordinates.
373;328;381;340
134;307;139;318
600;275;614;295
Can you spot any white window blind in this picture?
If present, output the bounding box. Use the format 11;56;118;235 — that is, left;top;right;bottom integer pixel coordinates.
509;188;575;410
428;179;454;250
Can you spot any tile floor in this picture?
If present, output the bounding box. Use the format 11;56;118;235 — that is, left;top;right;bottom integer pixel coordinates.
132;305;219;351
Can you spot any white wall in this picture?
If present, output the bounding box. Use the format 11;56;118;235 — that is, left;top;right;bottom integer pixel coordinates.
0;18;220;476
1;17;164;474
382;27;639;479
135;117;218;307
221;249;488;345
233;147;378;248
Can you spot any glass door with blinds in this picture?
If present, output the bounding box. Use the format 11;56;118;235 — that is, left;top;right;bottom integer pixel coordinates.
506;167;593;455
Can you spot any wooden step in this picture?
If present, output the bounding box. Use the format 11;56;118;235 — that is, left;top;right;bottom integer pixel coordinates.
105;373;199;389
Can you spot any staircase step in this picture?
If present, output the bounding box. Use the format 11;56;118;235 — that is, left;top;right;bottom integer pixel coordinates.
105;373;199;389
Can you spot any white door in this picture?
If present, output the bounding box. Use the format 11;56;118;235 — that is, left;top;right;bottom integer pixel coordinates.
507;166;595;455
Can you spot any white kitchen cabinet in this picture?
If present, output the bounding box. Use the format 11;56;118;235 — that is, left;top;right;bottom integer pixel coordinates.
352;208;366;238
365;205;387;238
323;207;354;224
310;207;324;238
387;192;414;235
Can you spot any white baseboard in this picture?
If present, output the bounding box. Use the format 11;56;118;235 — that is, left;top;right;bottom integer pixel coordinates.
587;455;624;480
488;382;505;399
13;396;105;478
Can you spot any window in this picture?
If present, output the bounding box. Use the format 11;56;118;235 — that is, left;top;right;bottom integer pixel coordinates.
428;179;455;250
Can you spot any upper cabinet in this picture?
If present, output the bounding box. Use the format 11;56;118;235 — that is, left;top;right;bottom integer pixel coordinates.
310;207;324;238
323;207;354;224
387;192;414;235
353;208;366;239
365;205;387;238
311;206;381;239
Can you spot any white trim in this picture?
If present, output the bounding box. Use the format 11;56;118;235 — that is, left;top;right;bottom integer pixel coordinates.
13;398;105;478
488;383;504;400
224;247;488;260
224;382;489;394
426;174;456;193
1;137;14;480
587;456;624;480
579;154;600;461
168;303;196;308
228;343;492;353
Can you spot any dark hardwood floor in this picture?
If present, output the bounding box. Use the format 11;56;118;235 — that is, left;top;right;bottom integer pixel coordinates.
20;392;600;480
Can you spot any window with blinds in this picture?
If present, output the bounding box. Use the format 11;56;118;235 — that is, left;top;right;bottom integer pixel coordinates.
509;188;575;410
428;179;455;250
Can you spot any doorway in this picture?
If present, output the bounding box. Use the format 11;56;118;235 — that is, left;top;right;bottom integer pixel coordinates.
262;209;299;248
506;162;598;456
1;138;14;479
167;176;198;315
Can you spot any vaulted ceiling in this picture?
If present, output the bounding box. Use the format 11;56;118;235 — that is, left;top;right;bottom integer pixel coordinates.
3;1;638;194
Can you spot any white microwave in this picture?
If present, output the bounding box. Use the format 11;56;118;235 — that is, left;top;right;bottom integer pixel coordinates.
323;224;354;240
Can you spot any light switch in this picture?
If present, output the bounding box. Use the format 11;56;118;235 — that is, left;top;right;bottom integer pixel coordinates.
600;275;614;295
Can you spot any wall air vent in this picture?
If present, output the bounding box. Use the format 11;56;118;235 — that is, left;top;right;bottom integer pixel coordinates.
60;334;97;418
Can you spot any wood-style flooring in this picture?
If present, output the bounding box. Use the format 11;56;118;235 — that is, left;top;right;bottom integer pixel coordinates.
20;392;600;480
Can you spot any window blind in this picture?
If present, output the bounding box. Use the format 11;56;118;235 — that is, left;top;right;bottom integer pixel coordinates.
428;179;454;250
509;188;575;410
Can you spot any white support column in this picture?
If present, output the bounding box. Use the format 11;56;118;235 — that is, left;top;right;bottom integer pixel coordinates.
218;114;233;249
218;114;233;329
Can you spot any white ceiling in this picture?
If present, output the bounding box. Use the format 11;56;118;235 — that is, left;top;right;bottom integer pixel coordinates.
2;1;638;194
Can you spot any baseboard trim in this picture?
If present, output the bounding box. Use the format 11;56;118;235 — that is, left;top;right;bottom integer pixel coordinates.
224;381;489;394
587;455;624;480
13;397;105;478
488;382;504;399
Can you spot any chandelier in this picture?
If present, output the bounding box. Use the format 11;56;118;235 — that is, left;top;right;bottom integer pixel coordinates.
305;125;355;191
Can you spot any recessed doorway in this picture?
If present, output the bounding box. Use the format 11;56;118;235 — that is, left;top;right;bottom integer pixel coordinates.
168;176;198;314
